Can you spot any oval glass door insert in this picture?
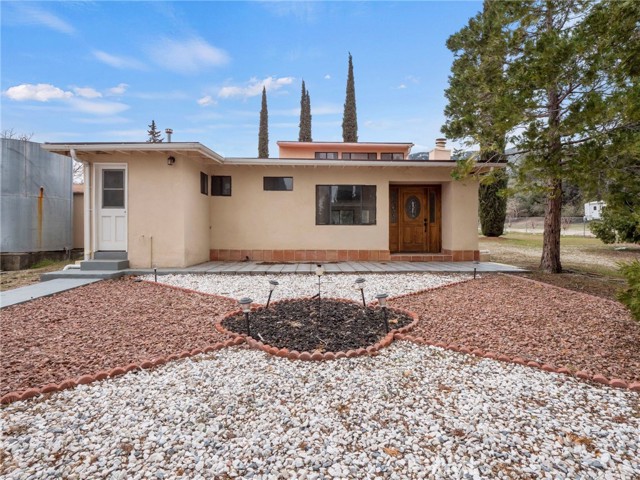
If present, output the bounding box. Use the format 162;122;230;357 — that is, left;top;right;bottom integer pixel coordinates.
405;195;421;219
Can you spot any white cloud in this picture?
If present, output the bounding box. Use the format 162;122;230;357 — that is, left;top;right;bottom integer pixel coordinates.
68;98;129;116
397;84;407;89
93;51;147;70
13;5;75;35
148;37;229;74
4;83;73;102
324;74;331;80
107;83;129;96
73;87;102;99
218;76;294;99
197;95;216;106
3;82;129;116
312;103;342;115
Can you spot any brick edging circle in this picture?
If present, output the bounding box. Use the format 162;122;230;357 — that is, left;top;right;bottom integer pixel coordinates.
392;333;640;392
216;297;419;362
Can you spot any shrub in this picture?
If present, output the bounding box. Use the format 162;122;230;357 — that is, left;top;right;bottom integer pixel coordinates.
618;260;640;321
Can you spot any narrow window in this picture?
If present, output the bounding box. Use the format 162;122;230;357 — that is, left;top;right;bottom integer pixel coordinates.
200;172;209;195
341;152;376;160
212;176;232;196
316;185;376;225
314;152;338;159
381;152;405;160
264;177;293;191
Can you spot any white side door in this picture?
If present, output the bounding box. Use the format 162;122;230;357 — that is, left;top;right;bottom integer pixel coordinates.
96;165;127;251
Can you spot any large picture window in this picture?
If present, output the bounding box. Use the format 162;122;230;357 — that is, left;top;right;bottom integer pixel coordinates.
316;185;376;225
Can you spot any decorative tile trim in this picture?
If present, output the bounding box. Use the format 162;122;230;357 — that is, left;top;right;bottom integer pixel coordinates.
210;249;480;263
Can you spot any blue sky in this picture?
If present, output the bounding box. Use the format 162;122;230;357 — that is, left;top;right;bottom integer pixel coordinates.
1;1;482;157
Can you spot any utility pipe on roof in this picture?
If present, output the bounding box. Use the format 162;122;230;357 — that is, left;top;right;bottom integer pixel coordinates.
71;149;92;261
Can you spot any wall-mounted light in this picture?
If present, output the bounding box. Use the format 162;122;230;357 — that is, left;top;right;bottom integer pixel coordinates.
167;156;176;166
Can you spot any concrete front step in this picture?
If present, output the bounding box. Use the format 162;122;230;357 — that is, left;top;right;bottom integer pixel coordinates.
80;259;129;271
93;251;128;260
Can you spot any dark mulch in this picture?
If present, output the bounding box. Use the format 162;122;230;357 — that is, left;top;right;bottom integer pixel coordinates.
222;298;413;353
0;278;236;397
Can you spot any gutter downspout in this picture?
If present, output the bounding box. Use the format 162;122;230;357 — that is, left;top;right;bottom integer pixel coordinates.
71;149;92;261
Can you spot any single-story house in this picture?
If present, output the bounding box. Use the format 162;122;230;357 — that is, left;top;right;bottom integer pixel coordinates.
43;138;500;268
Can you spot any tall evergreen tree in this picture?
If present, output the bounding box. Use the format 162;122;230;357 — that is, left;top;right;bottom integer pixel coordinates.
298;80;312;142
342;53;358;142
442;1;522;237
258;87;269;158
147;120;163;143
444;0;639;272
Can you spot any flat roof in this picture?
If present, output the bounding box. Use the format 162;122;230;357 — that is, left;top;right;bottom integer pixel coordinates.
42;142;224;164
277;140;414;148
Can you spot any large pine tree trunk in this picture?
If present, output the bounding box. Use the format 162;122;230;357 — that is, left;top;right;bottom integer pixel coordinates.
540;178;562;272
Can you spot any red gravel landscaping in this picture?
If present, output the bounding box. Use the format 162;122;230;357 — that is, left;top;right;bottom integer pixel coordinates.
391;274;640;383
0;278;236;397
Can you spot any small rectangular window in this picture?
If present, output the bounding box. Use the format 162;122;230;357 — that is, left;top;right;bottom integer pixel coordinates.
342;152;376;160
200;172;209;195
381;152;405;160
264;177;293;191
316;185;376;225
212;176;232;196
315;152;338;159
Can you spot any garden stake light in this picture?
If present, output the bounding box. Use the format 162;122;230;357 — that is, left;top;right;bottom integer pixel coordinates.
313;264;325;299
376;293;390;334
266;280;279;308
239;297;253;337
355;277;366;308
154;268;157;282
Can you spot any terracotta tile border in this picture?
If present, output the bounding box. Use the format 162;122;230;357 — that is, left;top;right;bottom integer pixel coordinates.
388;273;640;392
215;297;420;363
210;249;477;263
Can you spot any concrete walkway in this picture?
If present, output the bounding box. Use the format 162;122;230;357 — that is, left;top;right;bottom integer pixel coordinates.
1;278;101;309
4;261;525;309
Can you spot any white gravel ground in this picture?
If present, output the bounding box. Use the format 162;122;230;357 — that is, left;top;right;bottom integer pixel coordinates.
2;343;638;479
141;273;470;303
3;273;639;479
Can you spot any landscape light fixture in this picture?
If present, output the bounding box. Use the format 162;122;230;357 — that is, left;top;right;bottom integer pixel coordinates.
355;277;366;308
376;293;390;333
239;297;253;336
167;156;176;166
154;267;157;282
266;280;279;308
314;264;325;299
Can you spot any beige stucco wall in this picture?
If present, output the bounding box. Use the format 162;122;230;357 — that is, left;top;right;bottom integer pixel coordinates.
72;192;84;249
209;165;479;253
84;153;211;268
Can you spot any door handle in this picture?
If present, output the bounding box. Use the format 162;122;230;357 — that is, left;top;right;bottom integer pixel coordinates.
423;219;427;232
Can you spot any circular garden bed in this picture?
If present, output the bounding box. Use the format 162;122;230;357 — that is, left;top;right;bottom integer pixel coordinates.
220;298;414;353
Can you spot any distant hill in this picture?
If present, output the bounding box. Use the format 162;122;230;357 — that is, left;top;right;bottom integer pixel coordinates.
407;152;429;160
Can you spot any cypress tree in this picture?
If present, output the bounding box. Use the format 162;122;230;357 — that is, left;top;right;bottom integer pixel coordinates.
147;120;163;143
305;90;312;141
479;167;508;236
298;80;312;142
342;53;358;142
258;86;269;158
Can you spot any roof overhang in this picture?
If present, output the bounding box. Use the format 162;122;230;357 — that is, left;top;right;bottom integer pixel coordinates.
224;158;468;167
277;141;414;151
42;142;225;164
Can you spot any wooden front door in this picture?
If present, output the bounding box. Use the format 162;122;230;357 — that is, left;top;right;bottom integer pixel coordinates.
389;185;441;253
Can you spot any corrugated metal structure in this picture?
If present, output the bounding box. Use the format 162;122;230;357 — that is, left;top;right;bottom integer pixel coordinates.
1;138;73;268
